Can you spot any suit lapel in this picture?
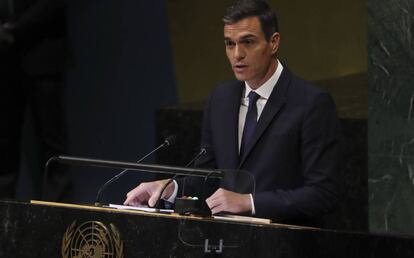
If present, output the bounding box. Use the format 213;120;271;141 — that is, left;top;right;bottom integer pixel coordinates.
224;81;244;167
239;69;292;167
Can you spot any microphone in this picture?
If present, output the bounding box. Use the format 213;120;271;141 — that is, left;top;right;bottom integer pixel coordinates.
184;145;208;167
153;145;209;209
94;135;176;206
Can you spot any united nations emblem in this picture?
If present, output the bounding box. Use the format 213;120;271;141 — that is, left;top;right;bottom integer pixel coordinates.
62;221;123;258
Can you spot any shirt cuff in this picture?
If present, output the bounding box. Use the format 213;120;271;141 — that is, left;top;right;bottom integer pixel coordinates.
250;194;255;215
164;180;178;203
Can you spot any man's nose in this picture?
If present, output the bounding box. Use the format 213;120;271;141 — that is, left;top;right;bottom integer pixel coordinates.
234;44;245;60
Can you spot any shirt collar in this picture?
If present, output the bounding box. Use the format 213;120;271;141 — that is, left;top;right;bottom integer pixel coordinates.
244;59;283;99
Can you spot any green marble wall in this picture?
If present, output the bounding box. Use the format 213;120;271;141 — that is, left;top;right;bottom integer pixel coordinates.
368;0;414;235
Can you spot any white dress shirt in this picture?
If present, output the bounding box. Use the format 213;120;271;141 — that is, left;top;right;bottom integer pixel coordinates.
238;60;283;149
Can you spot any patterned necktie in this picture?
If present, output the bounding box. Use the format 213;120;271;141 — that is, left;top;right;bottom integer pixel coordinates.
240;91;260;157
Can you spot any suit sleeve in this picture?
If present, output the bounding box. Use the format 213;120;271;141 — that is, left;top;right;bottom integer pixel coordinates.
254;92;341;223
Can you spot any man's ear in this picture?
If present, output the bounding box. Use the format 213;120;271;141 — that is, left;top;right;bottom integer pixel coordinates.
269;32;280;55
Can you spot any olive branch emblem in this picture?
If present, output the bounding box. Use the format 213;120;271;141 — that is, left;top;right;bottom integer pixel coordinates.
110;223;124;257
62;221;76;258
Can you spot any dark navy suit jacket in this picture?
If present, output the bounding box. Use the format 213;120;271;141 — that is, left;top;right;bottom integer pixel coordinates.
196;68;341;226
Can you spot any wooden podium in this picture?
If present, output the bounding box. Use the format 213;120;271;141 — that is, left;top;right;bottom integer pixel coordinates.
0;200;413;257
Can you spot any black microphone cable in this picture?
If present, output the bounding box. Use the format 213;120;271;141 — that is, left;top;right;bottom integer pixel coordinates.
94;135;176;206
153;146;208;209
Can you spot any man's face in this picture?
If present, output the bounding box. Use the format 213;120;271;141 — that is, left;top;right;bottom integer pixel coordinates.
224;16;279;89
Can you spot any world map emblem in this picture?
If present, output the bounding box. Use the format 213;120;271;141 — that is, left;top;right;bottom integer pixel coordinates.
62;221;123;258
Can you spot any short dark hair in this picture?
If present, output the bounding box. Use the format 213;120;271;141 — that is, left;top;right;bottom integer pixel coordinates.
223;0;279;41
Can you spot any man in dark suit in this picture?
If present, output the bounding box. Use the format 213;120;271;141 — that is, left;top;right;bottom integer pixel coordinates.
124;0;340;226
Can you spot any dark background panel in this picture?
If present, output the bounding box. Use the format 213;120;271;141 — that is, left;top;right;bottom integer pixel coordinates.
17;0;177;204
64;0;177;204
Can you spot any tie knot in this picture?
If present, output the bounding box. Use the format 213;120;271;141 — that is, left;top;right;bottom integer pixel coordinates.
248;91;260;105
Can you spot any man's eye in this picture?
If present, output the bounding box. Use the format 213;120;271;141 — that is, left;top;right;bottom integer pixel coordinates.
243;39;253;45
225;41;235;47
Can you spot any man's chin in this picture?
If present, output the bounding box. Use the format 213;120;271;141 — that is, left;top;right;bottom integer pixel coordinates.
233;73;248;82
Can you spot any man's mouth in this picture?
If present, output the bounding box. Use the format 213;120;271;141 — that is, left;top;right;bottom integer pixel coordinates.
233;64;248;72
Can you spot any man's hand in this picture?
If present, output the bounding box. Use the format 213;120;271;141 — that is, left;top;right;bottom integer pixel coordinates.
205;188;252;215
123;179;175;207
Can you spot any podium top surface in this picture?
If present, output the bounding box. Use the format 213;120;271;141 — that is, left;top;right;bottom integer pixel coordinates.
29;200;318;230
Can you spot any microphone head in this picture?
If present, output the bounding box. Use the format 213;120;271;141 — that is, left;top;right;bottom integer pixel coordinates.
200;144;210;155
164;135;177;147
